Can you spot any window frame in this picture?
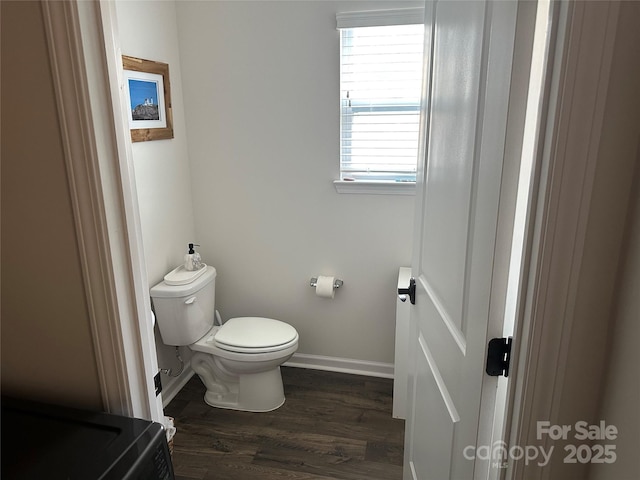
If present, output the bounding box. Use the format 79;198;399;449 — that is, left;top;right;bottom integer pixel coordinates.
335;8;424;195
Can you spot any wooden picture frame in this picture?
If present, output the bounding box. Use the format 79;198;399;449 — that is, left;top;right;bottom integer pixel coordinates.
122;55;174;142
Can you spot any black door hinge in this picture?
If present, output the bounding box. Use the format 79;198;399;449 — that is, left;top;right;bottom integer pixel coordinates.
486;337;512;377
154;372;163;396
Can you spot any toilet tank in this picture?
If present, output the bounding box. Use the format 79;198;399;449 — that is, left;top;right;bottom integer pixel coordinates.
150;266;216;346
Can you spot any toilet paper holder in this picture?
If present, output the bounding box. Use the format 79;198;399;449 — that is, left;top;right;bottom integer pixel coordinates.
310;277;343;289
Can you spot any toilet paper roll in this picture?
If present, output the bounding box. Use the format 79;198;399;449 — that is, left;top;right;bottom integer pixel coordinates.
315;275;336;299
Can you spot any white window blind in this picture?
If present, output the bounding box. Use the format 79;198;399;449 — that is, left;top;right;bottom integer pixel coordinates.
338;8;424;183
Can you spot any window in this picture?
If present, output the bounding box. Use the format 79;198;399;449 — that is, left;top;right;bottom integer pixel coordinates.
337;8;424;191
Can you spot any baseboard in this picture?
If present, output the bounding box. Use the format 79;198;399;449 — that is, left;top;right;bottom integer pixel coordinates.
161;355;394;407
161;365;195;408
284;353;394;379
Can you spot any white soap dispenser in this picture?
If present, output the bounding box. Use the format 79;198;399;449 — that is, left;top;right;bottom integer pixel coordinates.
184;243;202;271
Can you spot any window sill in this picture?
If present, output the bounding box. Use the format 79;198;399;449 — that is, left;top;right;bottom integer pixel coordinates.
333;180;416;195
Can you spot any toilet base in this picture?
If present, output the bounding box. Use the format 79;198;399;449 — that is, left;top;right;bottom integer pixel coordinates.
198;365;287;412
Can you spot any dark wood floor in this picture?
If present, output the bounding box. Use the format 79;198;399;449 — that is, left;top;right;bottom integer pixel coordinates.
164;367;405;480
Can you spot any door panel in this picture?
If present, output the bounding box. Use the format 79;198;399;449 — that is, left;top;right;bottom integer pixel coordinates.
411;333;457;480
404;1;519;478
421;1;486;337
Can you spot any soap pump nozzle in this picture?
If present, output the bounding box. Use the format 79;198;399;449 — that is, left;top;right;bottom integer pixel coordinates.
184;243;202;271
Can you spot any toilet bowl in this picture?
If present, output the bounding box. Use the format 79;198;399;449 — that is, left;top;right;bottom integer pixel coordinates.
190;317;298;411
150;266;299;412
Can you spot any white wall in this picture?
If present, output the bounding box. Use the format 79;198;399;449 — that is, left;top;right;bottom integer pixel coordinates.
114;1;196;388
115;1;195;282
175;0;418;364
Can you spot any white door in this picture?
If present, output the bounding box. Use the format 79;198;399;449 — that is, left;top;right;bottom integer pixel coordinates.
403;1;519;478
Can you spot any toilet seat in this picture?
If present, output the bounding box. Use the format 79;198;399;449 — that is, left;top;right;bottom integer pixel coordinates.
214;317;298;354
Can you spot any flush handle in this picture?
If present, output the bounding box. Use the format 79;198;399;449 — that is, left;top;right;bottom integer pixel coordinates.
184;296;197;305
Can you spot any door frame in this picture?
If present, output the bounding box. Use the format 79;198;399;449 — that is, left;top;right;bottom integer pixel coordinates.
41;0;163;422
505;1;621;478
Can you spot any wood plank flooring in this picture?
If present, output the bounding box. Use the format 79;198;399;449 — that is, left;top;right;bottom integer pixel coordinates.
164;367;405;480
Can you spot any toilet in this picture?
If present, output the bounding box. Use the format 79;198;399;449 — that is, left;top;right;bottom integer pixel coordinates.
150;265;298;412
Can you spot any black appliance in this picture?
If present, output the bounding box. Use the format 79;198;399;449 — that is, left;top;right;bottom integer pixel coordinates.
1;397;175;479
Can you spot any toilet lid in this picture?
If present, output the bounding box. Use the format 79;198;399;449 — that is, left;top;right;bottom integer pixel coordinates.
214;317;298;350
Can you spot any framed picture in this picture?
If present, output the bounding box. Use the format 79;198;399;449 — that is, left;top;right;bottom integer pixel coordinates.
122;55;174;142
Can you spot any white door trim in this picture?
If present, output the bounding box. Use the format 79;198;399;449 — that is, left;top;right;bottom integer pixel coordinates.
94;0;165;423
41;0;163;422
506;1;621;478
41;0;132;416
